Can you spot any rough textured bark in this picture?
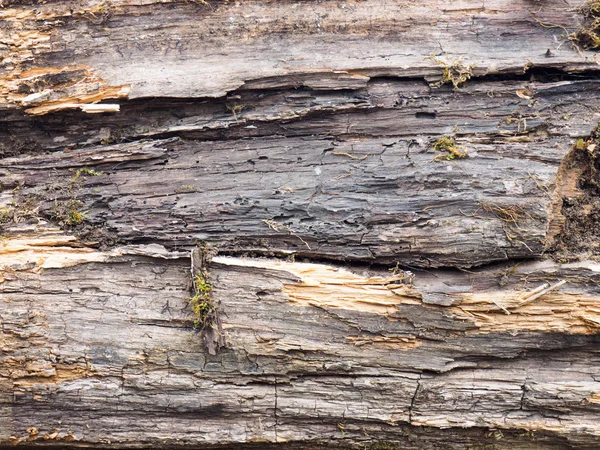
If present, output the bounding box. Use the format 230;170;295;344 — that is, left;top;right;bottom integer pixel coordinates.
2;0;600;448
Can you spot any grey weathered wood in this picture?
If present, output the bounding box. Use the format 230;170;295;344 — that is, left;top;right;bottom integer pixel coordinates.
3;78;600;267
2;239;600;448
2;0;600;448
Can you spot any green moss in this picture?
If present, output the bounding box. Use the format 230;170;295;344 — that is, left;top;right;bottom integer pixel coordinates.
189;270;215;329
433;137;468;161
574;126;600;153
69;167;103;189
51;199;88;227
66;208;86;226
39;167;103;230
430;55;474;89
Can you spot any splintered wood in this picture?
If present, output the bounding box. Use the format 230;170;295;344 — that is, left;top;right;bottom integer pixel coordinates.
215;257;600;335
515;280;568;308
3;0;600;448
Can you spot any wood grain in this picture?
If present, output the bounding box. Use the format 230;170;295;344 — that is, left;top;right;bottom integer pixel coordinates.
2;0;600;448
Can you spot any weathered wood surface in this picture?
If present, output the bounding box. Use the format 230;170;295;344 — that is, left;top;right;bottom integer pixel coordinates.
1;0;599;109
2;236;600;448
3;0;600;448
1;0;600;267
3;77;600;267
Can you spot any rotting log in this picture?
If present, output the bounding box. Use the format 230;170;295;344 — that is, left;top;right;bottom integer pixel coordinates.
3;0;600;448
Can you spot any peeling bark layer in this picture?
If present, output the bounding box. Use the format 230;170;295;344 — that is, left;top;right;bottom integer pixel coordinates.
2;0;600;448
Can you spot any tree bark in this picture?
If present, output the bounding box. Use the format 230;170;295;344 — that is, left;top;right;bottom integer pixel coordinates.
2;0;600;448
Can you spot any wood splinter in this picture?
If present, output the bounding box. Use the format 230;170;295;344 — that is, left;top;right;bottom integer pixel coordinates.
514;280;567;308
492;280;568;314
79;104;121;113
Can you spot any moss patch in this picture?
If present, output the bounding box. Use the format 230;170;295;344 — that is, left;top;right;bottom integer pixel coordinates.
69;167;103;189
430;56;474;89
572;1;600;49
188;244;219;331
189;270;215;329
50;199;88;227
41;167;104;229
433;137;468;161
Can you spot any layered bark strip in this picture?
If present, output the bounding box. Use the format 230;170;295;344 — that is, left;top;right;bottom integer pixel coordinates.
2;241;600;448
2;0;600;448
